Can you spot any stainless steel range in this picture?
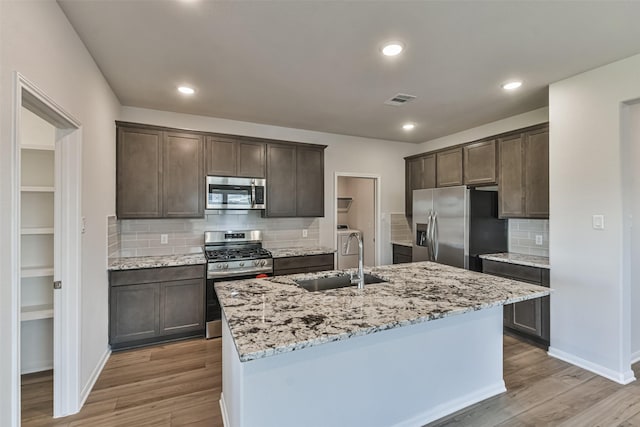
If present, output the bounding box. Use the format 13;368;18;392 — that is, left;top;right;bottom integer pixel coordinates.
204;230;273;338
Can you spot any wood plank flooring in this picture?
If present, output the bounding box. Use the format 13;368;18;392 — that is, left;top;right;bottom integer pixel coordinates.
21;335;640;426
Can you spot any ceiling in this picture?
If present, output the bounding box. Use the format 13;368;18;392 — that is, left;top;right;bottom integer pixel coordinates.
58;1;640;143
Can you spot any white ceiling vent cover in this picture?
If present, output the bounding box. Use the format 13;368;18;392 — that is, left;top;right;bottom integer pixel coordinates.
384;93;417;106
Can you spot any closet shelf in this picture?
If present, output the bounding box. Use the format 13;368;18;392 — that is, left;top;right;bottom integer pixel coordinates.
21;186;55;193
21;144;55;151
21;266;54;278
21;227;54;235
21;304;53;322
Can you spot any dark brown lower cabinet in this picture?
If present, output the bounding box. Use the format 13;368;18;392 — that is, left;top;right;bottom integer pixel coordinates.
273;253;335;276
109;265;205;350
482;259;550;347
392;244;412;264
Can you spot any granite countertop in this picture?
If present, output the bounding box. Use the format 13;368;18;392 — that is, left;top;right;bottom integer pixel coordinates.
108;253;206;271
267;246;336;258
391;240;412;247
215;261;550;362
479;252;550;269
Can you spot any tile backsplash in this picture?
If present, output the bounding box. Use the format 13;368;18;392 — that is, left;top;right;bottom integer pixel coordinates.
116;211;320;258
107;215;120;262
390;213;412;243
508;219;549;257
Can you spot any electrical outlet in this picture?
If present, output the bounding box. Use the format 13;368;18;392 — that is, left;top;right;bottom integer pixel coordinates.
160;234;168;244
302;229;308;238
535;235;543;245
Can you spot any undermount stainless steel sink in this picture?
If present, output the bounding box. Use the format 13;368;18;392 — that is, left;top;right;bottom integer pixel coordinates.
294;273;387;292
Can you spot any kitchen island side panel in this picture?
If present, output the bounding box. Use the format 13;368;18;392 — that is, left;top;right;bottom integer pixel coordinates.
220;306;505;427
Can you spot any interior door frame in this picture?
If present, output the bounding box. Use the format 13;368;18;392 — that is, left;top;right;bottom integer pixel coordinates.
11;72;83;421
333;173;381;266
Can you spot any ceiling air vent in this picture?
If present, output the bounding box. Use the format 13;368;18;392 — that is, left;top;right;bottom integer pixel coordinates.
384;93;417;106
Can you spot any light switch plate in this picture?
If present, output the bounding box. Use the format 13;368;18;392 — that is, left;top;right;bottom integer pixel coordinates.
302;229;308;238
592;215;605;230
160;234;168;244
535;235;543;245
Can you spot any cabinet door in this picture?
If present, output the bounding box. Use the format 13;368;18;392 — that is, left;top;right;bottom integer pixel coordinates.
498;134;525;217
110;283;160;344
464;140;497;185
237;140;266;178
524;128;549;218
296;146;324;217
511;298;543;337
160;279;204;335
436;148;463;187
205;136;237;176
266;144;297;217
405;155;435;216
116;127;163;218
163;131;204;218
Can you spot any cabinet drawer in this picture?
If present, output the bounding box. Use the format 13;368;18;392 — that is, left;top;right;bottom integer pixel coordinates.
110;265;205;286
482;260;543;284
273;254;334;276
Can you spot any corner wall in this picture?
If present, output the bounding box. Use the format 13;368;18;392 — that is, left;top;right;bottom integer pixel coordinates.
119;107;417;265
0;1;120;423
548;53;640;383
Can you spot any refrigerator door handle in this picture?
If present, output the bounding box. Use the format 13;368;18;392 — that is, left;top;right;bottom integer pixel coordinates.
432;211;439;261
426;210;433;261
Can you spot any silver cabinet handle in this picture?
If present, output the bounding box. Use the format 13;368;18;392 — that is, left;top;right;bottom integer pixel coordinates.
432;211;439;261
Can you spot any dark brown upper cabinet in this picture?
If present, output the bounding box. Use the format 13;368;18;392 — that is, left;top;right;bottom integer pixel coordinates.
205;136;266;178
116;123;204;219
463;140;497;186
163;131;204;218
265;143;326;218
436;147;463;187
117;126;163;218
498;125;549;218
405;155;435;216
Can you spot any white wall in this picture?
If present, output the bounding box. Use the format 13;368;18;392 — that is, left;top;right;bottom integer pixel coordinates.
548;53;640;383
120;107;417;265
0;1;120;424
413;107;549;154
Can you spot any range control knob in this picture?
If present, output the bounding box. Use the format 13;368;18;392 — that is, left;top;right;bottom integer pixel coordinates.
261;260;267;266
253;260;260;266
223;263;229;269
216;264;223;269
239;262;245;267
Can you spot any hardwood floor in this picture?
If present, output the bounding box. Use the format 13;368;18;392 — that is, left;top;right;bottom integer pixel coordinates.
21;338;223;426
21;335;640;426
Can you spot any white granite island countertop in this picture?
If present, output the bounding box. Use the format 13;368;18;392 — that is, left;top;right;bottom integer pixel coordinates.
108;253;206;271
215;261;550;362
267;246;335;258
480;252;550;269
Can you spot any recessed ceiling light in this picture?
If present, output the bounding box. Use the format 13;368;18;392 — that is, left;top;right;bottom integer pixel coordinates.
502;81;523;90
403;123;415;131
178;86;195;95
381;42;404;57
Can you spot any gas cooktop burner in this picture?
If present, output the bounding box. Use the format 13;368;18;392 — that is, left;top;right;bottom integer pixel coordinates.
205;247;272;262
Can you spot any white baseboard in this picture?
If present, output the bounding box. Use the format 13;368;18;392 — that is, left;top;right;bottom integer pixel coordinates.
21;361;53;375
219;392;230;427
393;381;507;427
632;350;640;365
79;347;111;408
548;347;636;385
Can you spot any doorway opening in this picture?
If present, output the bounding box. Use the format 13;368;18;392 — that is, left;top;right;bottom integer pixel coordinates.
12;74;83;423
334;174;380;268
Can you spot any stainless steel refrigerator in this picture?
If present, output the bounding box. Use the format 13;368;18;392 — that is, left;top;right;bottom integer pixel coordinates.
412;186;508;270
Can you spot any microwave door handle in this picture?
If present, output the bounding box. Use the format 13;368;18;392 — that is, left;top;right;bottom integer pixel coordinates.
251;184;256;208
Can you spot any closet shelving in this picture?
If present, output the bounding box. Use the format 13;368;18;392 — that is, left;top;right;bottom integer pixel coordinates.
20;108;55;373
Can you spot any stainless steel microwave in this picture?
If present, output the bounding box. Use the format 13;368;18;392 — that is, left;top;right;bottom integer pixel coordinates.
206;176;266;210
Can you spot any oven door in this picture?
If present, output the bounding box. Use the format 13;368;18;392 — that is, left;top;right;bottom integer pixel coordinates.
206;272;272;339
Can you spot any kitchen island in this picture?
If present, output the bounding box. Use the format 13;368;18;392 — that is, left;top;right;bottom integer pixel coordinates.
215;261;550;427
